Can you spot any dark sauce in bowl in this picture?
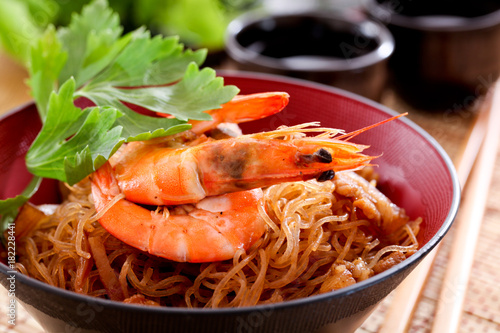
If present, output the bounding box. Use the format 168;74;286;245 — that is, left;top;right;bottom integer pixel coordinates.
225;11;394;100
236;15;380;66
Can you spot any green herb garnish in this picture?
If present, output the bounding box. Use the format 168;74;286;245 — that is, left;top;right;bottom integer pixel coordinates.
0;0;239;236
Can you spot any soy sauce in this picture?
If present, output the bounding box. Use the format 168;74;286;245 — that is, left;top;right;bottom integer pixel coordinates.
236;15;379;64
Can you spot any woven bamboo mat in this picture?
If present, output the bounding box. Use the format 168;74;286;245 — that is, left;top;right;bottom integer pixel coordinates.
1;53;500;332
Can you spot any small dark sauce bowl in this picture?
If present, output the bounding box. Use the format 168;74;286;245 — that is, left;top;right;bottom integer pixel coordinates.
225;11;394;101
367;0;500;110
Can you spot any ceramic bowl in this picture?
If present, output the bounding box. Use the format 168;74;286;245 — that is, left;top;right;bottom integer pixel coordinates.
0;71;459;333
367;0;500;110
224;11;395;102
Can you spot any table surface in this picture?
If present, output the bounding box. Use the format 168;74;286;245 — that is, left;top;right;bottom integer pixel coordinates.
0;52;499;333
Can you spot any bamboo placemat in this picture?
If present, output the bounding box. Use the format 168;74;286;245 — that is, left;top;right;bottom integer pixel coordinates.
1;53;499;333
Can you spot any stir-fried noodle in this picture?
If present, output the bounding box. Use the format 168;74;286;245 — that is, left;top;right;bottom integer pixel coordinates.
15;169;421;307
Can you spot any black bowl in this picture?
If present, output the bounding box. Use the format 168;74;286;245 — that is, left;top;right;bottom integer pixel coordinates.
0;72;459;333
225;11;395;102
367;0;500;110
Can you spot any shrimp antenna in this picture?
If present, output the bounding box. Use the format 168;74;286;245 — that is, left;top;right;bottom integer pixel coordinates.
336;113;408;141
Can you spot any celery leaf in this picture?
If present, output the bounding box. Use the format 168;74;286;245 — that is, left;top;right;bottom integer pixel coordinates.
26;78;125;185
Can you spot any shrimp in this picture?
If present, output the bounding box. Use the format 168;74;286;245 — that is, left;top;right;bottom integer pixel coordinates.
110;123;374;206
91;162;266;263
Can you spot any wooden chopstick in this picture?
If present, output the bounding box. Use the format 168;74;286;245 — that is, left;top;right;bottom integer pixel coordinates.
431;83;500;333
377;86;496;333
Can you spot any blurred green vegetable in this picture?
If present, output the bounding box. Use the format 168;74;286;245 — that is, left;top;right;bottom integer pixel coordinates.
0;0;57;64
0;0;261;66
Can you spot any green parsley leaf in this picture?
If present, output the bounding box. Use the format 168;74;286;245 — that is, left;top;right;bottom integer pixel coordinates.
56;0;128;88
80;63;239;122
76;94;192;142
85;29;206;88
26;78;124;185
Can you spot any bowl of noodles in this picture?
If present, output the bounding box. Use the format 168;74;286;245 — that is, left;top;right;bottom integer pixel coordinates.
0;71;459;333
